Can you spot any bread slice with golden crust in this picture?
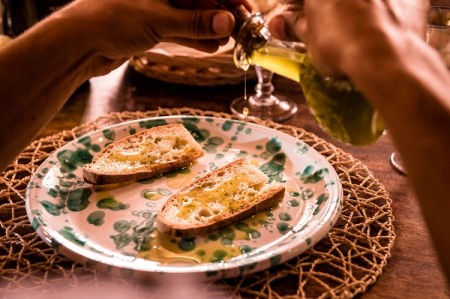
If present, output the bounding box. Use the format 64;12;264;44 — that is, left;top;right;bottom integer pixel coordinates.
157;158;285;237
82;124;204;185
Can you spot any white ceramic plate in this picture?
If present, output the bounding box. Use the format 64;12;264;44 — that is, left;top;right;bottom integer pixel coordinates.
26;116;342;281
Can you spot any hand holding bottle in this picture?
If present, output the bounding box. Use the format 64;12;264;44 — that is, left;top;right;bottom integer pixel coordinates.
221;0;385;145
268;1;450;285
268;0;428;79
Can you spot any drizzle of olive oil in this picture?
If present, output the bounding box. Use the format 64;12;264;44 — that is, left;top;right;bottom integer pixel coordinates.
165;169;198;189
110;143;157;163
242;71;249;116
138;212;270;264
139;231;240;264
93;191;114;201
244;71;247;101
249;159;260;167
107;136;190;164
142;190;163;201
176;169;265;220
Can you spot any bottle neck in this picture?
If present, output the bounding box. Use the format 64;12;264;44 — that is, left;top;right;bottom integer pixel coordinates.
233;12;270;71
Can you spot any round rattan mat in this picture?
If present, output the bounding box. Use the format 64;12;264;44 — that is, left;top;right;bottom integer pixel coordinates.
0;108;395;298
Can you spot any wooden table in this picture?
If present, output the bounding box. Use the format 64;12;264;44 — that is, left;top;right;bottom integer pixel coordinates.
38;62;450;298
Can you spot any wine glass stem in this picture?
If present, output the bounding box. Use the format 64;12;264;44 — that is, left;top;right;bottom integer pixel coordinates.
250;66;277;106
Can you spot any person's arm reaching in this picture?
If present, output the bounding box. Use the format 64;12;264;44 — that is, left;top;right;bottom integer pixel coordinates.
269;0;450;286
0;0;234;171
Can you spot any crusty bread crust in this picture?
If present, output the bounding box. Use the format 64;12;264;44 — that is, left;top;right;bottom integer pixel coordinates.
82;124;204;185
157;158;285;237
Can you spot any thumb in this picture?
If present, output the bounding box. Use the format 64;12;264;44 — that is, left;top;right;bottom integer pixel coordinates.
164;10;235;39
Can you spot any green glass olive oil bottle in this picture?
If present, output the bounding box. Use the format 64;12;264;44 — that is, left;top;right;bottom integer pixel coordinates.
228;4;385;146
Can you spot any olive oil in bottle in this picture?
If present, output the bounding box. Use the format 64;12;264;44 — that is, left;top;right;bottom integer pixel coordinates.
227;5;385;146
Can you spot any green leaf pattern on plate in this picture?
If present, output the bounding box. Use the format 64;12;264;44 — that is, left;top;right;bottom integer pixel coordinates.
25;116;342;280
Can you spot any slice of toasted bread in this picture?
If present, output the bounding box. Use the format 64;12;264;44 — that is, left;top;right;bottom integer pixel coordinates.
82;124;204;185
157;158;285;237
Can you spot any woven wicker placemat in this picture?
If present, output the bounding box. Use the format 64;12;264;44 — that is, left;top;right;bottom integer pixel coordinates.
129;52;257;86
0;108;395;298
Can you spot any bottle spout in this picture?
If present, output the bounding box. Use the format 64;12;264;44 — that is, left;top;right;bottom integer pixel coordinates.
233;42;250;70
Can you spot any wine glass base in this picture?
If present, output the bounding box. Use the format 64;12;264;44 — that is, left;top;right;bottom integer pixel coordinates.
230;95;298;122
390;151;408;176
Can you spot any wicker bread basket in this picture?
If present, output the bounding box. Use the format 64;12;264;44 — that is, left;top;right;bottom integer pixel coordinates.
129;41;256;86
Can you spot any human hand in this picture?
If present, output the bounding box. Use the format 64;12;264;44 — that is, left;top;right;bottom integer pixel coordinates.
268;0;428;78
168;0;253;12
53;0;236;76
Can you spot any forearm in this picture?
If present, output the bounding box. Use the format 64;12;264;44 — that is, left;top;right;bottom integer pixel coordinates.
0;0;236;172
346;29;450;284
0;11;100;171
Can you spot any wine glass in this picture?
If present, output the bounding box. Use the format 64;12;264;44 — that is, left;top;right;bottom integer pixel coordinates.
229;0;298;122
230;66;298;121
390;5;450;175
390;151;407;175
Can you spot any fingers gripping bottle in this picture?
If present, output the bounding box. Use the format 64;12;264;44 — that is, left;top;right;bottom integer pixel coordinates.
220;2;385;146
